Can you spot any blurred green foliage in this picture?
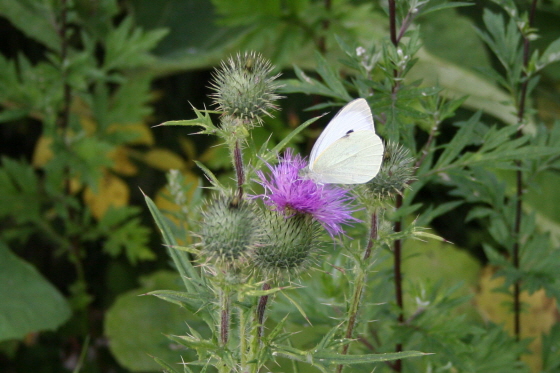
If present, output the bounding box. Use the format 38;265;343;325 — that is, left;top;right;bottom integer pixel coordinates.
1;0;560;372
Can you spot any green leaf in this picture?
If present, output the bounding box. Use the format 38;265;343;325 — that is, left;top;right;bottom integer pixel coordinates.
194;161;225;190
0;242;71;341
0;157;41;223
104;16;169;71
152;355;188;373
314;51;352;101
538;36;560;70
156;106;218;135
433;112;482;170
105;271;201;372
419;2;473;16
167;334;216;350
147;290;212;311
407;49;525;128
0;0;61;51
418;8;489;71
143;191;202;293
281;291;311;326
542;323;560;372
97;206;155;264
272;343;426;366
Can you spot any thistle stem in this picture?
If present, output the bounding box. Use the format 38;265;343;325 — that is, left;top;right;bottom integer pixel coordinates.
256;282;271;340
336;212;378;373
393;196;404;372
248;283;271;373
239;305;248;371
234;140;245;202
219;289;230;346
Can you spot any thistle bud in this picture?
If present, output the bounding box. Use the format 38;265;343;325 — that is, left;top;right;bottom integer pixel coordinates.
210;51;283;127
200;192;259;268
367;141;415;199
250;210;321;281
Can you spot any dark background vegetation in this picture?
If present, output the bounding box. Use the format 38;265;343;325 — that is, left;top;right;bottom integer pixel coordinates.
1;0;560;372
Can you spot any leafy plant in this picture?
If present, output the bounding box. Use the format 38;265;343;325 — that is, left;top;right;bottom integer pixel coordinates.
143;1;560;373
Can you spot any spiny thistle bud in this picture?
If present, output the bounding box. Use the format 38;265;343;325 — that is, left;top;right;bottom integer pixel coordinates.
367;141;415;199
210;51;283;127
200;192;259;268
251;210;321;282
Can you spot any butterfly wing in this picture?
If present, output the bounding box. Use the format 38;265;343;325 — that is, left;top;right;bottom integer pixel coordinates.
310;130;384;184
309;98;375;165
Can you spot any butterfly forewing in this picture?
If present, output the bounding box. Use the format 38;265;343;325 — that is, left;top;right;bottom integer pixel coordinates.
309;98;375;164
310;131;384;184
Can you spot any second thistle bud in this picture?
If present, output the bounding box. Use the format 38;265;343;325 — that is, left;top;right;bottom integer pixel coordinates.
250;210;321;282
210;51;283;127
200;192;259;267
367;141;415;199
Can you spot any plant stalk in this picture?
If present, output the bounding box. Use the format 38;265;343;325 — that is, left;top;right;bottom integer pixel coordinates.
388;1;404;371
512;0;538;342
220;288;230;346
256;282;271;340
234;140;245;203
335;212;378;373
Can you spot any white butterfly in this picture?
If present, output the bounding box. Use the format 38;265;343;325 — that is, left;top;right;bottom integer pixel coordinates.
306;98;384;184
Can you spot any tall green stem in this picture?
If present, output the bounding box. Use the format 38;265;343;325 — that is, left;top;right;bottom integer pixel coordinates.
219;288;230;347
234;140;245;203
239;305;249;372
336;212;378;373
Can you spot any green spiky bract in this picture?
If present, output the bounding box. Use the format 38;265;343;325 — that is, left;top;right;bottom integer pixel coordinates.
210;51;283;127
200;192;259;268
251;210;321;282
367;141;415;199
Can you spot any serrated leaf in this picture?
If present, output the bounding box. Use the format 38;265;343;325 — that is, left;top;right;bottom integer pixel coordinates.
147;290;211;311
272;343;426;367
314;51;352;101
104;16;168;70
167;334;216;350
0;0;61;51
408;49;525;128
152;355;186;373
281;291;311;326
156;107;218;135
194;161;225;190
97;205;155;264
433;112;482;170
143;192;201;292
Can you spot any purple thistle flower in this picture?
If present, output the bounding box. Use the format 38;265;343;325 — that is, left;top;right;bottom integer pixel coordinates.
255;149;359;236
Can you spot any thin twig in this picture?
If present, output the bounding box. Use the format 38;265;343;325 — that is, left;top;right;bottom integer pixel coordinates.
513;0;538;342
336;212;378;373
